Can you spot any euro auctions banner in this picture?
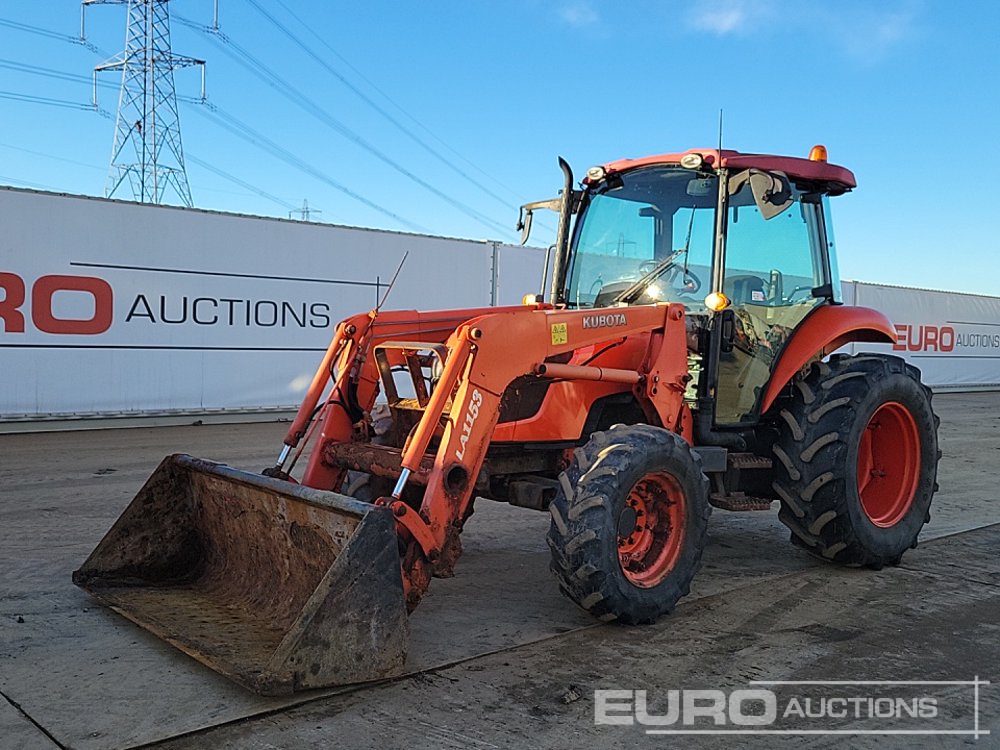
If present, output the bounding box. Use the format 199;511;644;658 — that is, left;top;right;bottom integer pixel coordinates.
842;281;1000;389
0;187;539;421
3;186;996;424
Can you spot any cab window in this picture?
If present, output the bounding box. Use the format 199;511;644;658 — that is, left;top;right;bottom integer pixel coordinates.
566;167;715;310
715;177;831;423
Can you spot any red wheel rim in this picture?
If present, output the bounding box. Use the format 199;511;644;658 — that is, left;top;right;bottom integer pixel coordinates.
857;401;921;527
617;473;686;588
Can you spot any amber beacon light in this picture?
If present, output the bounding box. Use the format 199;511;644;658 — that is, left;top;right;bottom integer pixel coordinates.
809;144;829;162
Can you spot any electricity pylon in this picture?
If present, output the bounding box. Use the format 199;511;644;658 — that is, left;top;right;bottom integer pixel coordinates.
83;0;204;206
289;199;322;221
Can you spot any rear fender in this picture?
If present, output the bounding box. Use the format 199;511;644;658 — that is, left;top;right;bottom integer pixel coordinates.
758;305;895;415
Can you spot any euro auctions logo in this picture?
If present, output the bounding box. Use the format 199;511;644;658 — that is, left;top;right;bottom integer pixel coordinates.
595;678;990;738
893;324;956;352
596;688;779;727
892;323;1000;354
0;272;112;335
0;269;335;338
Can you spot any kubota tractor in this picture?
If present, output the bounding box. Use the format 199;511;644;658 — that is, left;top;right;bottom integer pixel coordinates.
74;146;939;694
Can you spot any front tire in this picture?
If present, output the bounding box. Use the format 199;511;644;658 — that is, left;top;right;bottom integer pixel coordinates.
546;424;710;624
771;353;940;567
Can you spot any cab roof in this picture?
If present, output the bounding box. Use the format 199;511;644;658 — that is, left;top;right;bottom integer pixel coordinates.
600;148;856;194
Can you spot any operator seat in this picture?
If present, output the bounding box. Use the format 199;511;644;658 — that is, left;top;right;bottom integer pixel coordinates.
724;274;767;305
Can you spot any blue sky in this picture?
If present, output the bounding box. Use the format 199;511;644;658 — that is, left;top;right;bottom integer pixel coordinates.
1;0;998;295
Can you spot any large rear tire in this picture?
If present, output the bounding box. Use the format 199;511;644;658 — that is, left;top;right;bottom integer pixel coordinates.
546;424;710;624
771;353;940;567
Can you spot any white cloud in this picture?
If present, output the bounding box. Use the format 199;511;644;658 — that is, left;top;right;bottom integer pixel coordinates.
687;0;770;36
685;0;920;61
559;2;601;27
834;7;919;63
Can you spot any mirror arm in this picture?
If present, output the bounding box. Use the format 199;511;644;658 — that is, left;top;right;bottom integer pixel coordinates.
517;197;564;245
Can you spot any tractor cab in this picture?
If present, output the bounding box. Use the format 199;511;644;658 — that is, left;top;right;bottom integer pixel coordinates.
521;147;856;424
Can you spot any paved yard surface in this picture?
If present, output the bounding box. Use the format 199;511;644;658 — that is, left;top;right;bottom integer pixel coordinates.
0;392;997;749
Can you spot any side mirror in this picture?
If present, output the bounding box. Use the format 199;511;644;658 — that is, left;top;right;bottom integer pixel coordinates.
517;197;562;245
729;170;794;220
517;207;533;245
750;171;793;219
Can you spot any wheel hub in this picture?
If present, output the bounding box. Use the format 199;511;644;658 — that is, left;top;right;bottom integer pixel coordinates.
857;401;921;527
617;473;685;588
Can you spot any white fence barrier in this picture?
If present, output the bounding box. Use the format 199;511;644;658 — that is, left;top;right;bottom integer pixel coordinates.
0;188;543;423
841;281;1000;390
2;187;997;426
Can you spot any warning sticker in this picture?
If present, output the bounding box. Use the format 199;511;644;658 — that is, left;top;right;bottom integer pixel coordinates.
551;322;568;345
751;290;766;302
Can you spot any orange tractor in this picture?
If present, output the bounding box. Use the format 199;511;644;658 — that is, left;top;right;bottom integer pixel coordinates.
74;146;939;694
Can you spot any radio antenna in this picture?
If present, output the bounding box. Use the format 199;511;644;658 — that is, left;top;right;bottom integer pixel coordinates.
718;108;724;153
376;251;408;313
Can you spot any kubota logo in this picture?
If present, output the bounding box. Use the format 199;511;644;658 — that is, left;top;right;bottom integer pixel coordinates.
582;312;628;329
892;324;955;352
0;272;113;335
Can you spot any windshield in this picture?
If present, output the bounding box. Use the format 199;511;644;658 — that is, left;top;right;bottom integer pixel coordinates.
566;166;716;310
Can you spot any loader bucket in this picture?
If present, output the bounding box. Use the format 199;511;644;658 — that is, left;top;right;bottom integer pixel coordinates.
72;454;409;695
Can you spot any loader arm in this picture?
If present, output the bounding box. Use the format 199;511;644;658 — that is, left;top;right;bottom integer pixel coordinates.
276;304;537;490
380;302;692;608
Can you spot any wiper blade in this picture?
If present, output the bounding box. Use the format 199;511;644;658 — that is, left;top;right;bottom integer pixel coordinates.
610;247;684;305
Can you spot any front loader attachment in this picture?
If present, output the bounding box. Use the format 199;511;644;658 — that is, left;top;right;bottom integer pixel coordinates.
72;454;408;695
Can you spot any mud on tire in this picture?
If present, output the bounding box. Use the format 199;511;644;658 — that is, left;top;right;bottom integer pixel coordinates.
546;424;710;624
771;353;940;568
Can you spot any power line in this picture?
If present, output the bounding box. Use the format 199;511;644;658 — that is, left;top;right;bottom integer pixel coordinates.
0;11;541;239
243;0;515;212
0;89;97;111
1;23;510;237
0;82;298;216
267;0;526;202
0;174;60;191
255;0;550;237
185;152;296;211
0;53;420;230
0;57;113;89
184;99;430;233
0;16;111;57
174;13;514;240
0;141;105;171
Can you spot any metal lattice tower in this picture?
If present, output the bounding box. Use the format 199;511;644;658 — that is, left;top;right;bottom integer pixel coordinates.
84;0;204;206
289;199;322;221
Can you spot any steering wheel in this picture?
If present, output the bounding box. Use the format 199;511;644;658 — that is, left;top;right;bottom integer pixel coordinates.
635;252;702;299
669;266;702;296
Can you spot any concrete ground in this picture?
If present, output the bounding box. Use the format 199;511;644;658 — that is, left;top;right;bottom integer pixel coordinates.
0;392;997;749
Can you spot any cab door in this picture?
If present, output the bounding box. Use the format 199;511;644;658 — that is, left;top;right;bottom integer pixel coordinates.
715;180;836;423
